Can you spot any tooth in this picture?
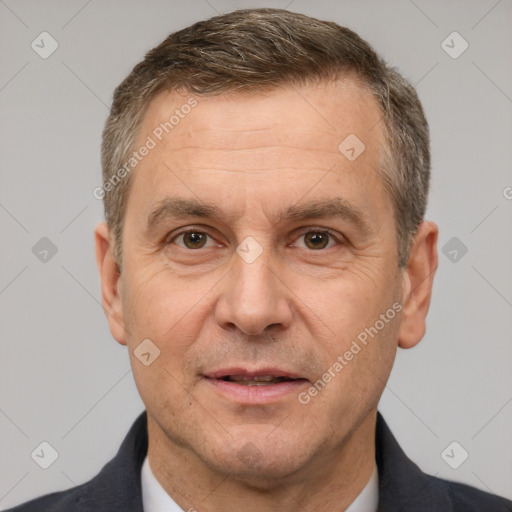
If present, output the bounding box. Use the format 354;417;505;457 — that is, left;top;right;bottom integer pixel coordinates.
228;375;276;382
242;379;281;386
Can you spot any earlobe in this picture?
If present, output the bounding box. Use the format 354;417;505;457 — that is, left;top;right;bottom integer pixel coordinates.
94;222;127;345
397;221;438;349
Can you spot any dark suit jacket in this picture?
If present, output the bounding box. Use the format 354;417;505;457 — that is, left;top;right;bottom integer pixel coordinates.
6;411;512;511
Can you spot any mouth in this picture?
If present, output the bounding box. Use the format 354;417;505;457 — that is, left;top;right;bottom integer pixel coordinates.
203;368;308;403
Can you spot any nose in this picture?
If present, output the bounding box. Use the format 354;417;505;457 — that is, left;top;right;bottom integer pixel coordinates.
214;252;293;336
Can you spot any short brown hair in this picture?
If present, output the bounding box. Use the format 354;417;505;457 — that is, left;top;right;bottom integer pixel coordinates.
101;8;430;267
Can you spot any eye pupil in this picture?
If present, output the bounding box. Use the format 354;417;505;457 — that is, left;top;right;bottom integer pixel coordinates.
305;232;329;249
184;232;206;248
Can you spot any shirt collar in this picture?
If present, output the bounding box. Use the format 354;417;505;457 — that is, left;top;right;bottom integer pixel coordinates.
346;464;379;512
141;455;378;512
141;456;183;512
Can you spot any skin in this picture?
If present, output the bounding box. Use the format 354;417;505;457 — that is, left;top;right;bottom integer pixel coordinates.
95;79;438;511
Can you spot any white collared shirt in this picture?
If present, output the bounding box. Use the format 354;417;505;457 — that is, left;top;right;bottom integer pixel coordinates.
141;455;379;512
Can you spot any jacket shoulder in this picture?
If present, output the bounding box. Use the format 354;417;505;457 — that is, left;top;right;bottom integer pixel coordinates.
4;485;87;512
4;412;148;512
375;412;512;511
437;475;512;511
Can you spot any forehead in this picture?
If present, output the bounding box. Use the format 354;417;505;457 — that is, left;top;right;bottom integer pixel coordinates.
139;79;383;161
127;79;389;224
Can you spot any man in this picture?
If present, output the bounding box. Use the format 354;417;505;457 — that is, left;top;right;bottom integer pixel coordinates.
7;8;511;512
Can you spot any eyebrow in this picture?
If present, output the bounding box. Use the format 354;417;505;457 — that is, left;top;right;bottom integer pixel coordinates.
146;196;373;236
146;198;223;233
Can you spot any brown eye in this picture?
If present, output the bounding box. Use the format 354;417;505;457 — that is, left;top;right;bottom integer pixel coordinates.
303;231;330;250
182;232;208;249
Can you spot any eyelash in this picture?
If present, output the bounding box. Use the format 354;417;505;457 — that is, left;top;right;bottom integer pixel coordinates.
167;227;345;250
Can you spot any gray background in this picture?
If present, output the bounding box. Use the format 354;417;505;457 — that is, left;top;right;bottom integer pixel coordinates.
1;0;511;508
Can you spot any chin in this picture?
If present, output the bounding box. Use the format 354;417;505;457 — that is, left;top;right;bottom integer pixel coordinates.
202;429;315;486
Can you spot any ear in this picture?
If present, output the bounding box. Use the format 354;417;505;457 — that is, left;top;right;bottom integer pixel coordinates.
398;221;438;349
94;222;127;345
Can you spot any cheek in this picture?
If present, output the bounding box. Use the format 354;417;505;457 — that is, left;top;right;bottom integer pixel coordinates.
122;268;208;413
121;265;213;363
312;306;400;428
306;259;398;333
306;263;402;386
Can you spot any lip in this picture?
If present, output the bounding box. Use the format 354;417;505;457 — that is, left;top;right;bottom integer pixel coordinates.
203;367;309;404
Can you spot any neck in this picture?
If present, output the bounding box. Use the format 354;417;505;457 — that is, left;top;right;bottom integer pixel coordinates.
146;410;377;512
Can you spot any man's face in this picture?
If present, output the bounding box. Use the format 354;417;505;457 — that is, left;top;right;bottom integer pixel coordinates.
103;81;410;480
